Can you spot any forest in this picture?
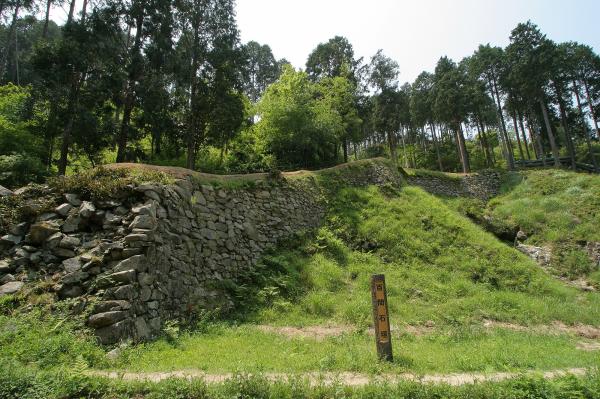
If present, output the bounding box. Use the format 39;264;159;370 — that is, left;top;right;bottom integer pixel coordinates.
0;0;599;188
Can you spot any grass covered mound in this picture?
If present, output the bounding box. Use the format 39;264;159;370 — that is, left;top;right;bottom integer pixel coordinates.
487;169;600;281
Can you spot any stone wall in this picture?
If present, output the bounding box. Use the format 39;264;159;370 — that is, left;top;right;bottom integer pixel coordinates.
0;160;401;344
406;170;502;201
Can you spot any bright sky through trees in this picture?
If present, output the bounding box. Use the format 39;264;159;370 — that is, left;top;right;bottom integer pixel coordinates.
237;0;600;84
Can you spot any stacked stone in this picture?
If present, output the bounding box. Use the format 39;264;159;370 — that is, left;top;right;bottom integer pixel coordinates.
0;160;402;344
407;170;501;201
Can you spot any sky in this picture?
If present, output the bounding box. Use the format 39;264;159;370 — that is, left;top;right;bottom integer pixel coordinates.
236;0;600;84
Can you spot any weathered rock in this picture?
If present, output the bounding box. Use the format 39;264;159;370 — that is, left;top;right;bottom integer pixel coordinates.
54;248;77;258
0;185;13;197
516;244;552;266
62;271;89;285
79;201;96;218
92;300;131;313
113;285;136;300
95;319;130;345
36;212;59;222
9;222;29;237
1;234;22;246
129;215;157;230
138;272;155;286
58;284;83;299
64;193;82;207
135;317;151;340
63;257;82;273
62;215;82;233
55;203;73;216
0;260;13;274
29;222;60;244
0;274;15;284
516;230;528;242
107;270;136;284
114;255;146;273
0;281;24;296
88;311;128;328
60;235;81;249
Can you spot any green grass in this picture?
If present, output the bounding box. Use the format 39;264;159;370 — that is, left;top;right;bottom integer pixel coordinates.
3;170;600;397
113;184;600;375
481;169;600;280
114;325;599;374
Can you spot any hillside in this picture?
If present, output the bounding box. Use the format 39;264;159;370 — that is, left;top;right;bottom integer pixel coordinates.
1;162;600;397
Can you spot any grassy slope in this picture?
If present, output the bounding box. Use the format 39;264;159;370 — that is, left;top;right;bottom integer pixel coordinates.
487;169;600;281
114;184;600;374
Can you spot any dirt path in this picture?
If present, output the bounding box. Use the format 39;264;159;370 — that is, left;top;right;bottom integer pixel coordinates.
88;368;589;386
255;321;600;341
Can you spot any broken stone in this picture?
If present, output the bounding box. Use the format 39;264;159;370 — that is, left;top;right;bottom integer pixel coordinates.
0;234;22;246
62;257;82;273
0;274;15;284
59;235;81;249
516;244;552;266
36;212;59;222
61;271;89;285
0;281;24;296
92;300;131;314
29;222;60;244
9;222;28;237
79;201;96;218
54;248;76;258
0;185;13;197
88;311;128;328
129;215;157;230
62;216;82;233
55;203;73;217
46;232;64;249
95;319;130;345
64;193;82;207
114;255;146;273
58;284;83;299
107;270;136;284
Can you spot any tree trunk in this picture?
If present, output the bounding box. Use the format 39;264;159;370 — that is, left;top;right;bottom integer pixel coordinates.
431;124;443;171
353;143;358;160
343;138;348;163
584;81;600;140
186;19;201;170
67;0;76;24
491;78;514;170
387;130;398;167
456;122;470;173
574;82;599;172
116;14;144;163
42;0;52;39
539;99;561;167
518;112;531;160
512;111;525;161
478;118;493;166
527;116;545;165
81;0;88;24
58;73;83;175
0;1;20;80
554;86;576;169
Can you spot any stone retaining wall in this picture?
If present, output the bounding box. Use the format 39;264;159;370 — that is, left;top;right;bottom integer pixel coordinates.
0;160;401;344
406;170;502;201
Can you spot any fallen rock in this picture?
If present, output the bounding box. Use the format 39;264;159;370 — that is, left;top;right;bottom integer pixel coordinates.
29;222;60;244
0;234;22;246
92;300;132;314
0;185;13;197
129;215;157;230
55;203;73;217
9;222;28;237
517;244;552;267
88;311;128;328
0;281;24;296
114;255;146;272
95;319;130;345
79;201;96;218
64;193;82;207
63;257;82;273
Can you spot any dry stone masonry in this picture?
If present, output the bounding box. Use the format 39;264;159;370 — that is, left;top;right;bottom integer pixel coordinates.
0;160;401;344
407;170;501;200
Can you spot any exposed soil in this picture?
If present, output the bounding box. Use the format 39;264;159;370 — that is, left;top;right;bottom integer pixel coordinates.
256;321;600;341
256;325;356;341
483;320;600;339
88;368;589;386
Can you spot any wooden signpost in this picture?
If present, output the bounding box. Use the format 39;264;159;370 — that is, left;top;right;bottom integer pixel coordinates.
371;274;393;361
